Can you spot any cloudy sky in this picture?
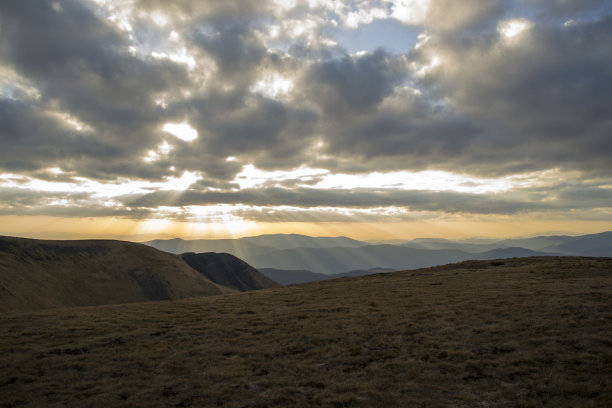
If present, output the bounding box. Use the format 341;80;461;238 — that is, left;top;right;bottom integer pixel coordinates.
1;0;611;240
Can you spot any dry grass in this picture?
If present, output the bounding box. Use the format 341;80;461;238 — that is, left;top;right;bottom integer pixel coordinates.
1;256;611;407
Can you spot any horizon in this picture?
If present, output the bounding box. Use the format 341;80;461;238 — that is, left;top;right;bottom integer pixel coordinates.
0;227;606;244
1;1;611;241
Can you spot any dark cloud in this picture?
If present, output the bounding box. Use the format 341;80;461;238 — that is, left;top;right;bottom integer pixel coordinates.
0;0;189;180
410;14;612;176
118;186;553;215
191;17;267;84
303;50;407;116
0;99;106;173
523;0;611;19
308;88;485;173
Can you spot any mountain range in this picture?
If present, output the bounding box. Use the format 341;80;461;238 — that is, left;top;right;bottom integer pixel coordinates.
145;231;612;278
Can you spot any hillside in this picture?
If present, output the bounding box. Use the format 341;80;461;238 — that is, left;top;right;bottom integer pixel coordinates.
0;236;233;312
179;252;279;291
1;256;610;407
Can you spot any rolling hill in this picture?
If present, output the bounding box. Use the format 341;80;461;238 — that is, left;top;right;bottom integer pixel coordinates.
0;236;235;312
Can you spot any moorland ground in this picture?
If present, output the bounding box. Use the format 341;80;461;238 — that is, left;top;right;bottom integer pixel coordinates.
1;256;611;407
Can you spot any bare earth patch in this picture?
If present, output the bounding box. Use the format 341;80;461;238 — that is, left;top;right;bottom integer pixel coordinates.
1;257;611;407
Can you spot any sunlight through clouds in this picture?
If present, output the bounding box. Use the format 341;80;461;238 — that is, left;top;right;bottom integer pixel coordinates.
232;165;517;194
162;123;198;142
142;141;173;163
0;171;201;198
250;73;294;99
498;18;533;40
391;0;429;25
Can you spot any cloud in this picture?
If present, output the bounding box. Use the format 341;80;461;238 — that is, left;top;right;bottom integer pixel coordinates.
524;0;610;19
423;0;506;32
0;0;192;181
115;184;575;215
191;14;268;85
302;49;408;115
410;13;612;176
0;0;611;227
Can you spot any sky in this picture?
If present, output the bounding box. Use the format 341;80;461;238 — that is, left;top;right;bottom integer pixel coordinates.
0;0;611;241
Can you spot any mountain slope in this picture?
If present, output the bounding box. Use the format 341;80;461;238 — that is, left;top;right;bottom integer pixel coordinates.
0;236;232;312
179;252;279;291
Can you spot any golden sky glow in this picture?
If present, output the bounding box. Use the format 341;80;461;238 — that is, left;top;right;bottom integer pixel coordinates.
2;215;611;242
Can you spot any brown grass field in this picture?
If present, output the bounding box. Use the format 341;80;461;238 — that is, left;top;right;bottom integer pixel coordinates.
1;256;611;407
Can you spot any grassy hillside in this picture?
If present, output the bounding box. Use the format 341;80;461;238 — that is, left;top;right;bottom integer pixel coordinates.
1;256;611;407
0;236;232;312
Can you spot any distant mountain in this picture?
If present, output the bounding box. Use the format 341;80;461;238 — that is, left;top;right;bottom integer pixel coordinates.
145;234;366;257
146;239;274;259
492;236;577;251
543;231;612;257
0;236;232;312
247;245;470;274
239;234;367;250
404;235;577;253
251;244;568;276
179;252;279;291
258;267;395;285
146;231;612;276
